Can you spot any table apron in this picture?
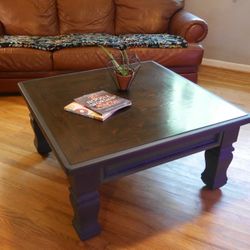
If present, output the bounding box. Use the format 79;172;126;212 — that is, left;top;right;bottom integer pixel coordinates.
102;131;223;182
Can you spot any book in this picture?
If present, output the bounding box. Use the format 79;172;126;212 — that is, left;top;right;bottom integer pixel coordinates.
64;102;114;121
74;90;132;115
64;90;132;121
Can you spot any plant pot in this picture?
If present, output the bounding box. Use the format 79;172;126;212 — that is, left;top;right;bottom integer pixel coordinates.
105;52;140;91
115;71;135;91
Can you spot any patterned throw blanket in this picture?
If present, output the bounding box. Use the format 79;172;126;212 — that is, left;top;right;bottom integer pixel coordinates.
0;33;188;51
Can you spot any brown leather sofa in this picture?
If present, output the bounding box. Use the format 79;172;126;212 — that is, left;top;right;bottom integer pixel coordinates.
0;0;208;93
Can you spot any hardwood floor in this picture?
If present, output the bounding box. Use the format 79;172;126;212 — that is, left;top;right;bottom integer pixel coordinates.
0;66;250;249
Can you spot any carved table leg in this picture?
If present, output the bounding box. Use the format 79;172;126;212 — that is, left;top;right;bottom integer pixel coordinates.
68;168;102;240
30;114;51;155
201;127;240;189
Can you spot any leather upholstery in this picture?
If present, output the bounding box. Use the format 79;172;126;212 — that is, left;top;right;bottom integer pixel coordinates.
53;47;120;70
0;71;69;93
0;22;4;35
57;0;115;34
169;10;208;43
0;0;208;93
115;0;184;34
128;44;203;67
0;48;53;71
53;45;203;70
0;0;58;35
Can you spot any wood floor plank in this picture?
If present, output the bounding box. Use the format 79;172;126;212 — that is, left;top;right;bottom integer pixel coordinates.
0;66;250;249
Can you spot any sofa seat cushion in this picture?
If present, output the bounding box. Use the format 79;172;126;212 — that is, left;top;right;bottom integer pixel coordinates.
0;0;58;36
57;0;114;34
0;33;187;51
53;47;121;70
0;48;53;72
128;44;203;67
53;44;202;71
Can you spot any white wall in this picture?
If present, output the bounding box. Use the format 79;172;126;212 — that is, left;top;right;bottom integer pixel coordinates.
185;0;250;65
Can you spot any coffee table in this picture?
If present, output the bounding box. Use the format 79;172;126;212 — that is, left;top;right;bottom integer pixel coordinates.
18;61;250;240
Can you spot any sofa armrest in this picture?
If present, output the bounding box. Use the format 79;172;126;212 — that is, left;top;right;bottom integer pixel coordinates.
169;10;208;43
0;22;5;35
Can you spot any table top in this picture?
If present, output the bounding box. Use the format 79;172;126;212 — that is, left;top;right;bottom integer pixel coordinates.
19;61;250;170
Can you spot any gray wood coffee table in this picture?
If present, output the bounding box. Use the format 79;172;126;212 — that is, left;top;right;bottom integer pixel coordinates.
18;61;250;240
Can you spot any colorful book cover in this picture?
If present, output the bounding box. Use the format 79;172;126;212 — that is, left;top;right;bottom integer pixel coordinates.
74;90;132;115
64;102;113;121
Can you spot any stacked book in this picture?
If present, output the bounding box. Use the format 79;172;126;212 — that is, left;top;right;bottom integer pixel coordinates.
64;90;132;121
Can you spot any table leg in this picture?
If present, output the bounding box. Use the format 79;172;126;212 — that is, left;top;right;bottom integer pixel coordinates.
68;168;101;240
201;127;240;189
30;115;51;155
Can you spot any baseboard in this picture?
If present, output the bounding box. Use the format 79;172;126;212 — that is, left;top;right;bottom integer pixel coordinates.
202;58;250;73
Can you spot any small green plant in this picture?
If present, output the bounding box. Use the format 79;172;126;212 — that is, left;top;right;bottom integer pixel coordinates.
99;46;132;76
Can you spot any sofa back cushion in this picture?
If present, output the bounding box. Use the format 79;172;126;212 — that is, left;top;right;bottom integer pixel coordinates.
0;0;58;35
57;0;115;34
115;0;184;34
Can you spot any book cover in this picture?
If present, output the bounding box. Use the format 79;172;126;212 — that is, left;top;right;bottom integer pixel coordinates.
74;90;132;115
64;102;113;121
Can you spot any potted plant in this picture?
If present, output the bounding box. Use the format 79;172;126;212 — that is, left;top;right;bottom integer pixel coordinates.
99;46;140;91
